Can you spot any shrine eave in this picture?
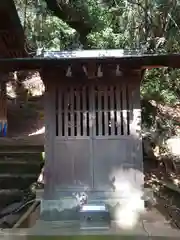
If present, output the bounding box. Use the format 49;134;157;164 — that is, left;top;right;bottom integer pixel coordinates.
0;51;180;73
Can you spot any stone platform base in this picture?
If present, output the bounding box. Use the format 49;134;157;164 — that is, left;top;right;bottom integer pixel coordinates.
2;209;180;239
36;188;155;222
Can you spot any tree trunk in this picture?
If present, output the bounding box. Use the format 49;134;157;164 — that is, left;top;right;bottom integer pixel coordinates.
44;0;93;46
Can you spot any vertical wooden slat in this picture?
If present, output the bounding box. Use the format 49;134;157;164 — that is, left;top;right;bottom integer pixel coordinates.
64;87;68;137
91;85;96;137
115;84;121;135
87;86;90;136
55;88;59;136
80;87;83;136
128;84;133;136
76;87;81;136
114;86;118;135
82;86;87;136
122;84;128;135
110;86;115;135
58;87;62;136
104;86;109;136
74;88;77;136
68;88;71;136
98;86;102;136
70;87;75;136
61;89;65;137
126;85;130;135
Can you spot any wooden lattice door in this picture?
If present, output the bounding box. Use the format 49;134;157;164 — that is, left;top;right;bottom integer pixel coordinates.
54;83;135;189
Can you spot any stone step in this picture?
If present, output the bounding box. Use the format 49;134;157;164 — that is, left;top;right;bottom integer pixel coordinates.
0;163;41;174
0;175;37;189
0;189;24;196
0;152;43;159
0;145;44;152
0;174;37;178
0;160;41;165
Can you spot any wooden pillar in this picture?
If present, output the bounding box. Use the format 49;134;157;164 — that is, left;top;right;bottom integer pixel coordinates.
0;79;7;137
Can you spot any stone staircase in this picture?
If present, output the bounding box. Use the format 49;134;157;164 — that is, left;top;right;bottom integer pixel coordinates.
0;144;44;210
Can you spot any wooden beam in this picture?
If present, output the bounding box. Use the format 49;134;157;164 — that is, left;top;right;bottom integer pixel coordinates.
13;201;40;228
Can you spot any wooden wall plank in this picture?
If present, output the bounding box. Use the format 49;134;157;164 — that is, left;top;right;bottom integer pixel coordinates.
44;83;56;192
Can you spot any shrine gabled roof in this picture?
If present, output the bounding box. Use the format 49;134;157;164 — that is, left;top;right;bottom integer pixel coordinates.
0;50;180;72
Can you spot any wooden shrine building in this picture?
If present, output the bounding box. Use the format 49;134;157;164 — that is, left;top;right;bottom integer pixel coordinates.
1;50;180;221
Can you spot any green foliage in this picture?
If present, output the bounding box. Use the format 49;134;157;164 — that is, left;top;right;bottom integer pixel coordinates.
141;99;157;129
14;0;180;53
87;29;128;49
142;69;179;105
